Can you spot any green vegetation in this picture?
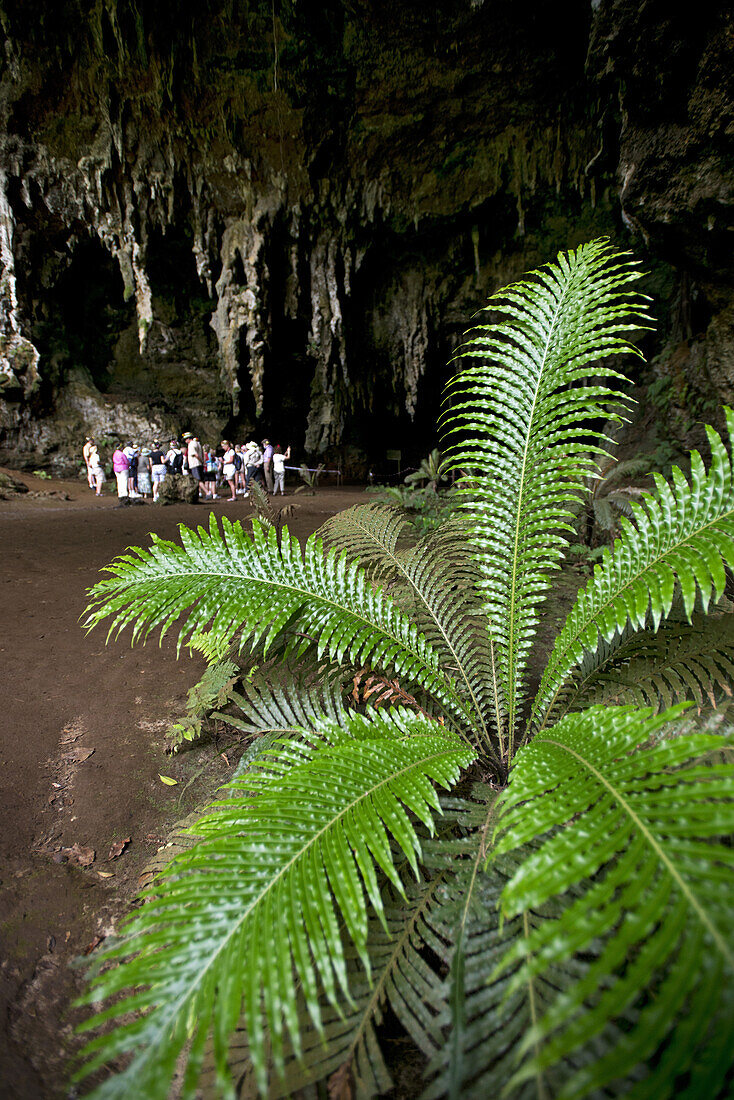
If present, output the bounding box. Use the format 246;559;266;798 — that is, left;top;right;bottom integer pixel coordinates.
368;448;457;536
78;241;733;1099
294;462;324;494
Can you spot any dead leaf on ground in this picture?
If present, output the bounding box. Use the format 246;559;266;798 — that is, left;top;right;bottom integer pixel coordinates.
65;843;95;867
83;934;104;955
98;871;114;879
328;1062;354;1100
108;837;131;861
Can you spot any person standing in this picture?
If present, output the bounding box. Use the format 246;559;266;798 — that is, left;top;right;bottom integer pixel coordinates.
203;446;219;499
234;444;246;495
112;444;129;498
83;436;96;489
165;439;184;474
137;447;153;498
123;441;138;496
221;440;237;501
149;440;167;502
243;440;263;495
272;444;290;495
87;444;106;495
262;438;274;493
187;434;205;498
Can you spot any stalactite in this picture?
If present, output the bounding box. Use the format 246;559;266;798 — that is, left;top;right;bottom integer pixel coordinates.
304;229;351;452
210;194;283;415
0;167;40;398
190;171;213;297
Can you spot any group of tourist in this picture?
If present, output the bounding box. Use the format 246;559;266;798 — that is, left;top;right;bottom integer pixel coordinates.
82;434;292;502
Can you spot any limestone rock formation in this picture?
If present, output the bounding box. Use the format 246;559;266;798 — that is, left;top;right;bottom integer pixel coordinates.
157;472;199;506
0;0;731;469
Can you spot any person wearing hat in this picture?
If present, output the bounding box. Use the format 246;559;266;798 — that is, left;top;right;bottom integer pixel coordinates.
180;432;193;475
243;440;263;496
165;439;184;475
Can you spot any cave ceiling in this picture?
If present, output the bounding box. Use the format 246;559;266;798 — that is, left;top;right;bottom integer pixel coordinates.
0;0;732;467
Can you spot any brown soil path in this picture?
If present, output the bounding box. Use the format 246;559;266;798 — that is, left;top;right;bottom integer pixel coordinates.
0;471;365;1099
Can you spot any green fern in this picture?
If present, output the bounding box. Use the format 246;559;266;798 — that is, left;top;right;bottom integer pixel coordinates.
168;656;241;749
443;238;650;751
495;705;734;1099
77;240;734;1100
532;412;734;733
77;710;474;1096
565;613;734;714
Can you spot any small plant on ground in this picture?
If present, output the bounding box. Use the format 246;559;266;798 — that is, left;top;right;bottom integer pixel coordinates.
78;241;734;1100
368;449;457;536
294;461;324;494
404;447;450;491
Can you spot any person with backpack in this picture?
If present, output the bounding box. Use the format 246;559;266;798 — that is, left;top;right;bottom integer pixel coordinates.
233;444;246;494
165;439;184;475
202;446;219;499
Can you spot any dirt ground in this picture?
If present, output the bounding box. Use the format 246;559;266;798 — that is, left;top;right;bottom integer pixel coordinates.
0;470;366;1099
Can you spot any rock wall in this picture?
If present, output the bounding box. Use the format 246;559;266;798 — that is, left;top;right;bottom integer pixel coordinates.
0;0;731;471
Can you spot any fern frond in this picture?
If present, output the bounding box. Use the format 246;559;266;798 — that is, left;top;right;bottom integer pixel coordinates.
565;614;734;714
168;656;240;748
322;504;502;759
77;709;475;1099
533;411;734;731
319;501;417;583
255;874;446;1099
219;665;349;780
83;514;473;734
443;238;650;749
418;796;612;1100
495;704;734;1099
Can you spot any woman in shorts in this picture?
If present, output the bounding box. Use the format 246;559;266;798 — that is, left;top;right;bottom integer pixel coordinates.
221;441;237;502
149;441;167;502
88;445;106;496
203;446;219;499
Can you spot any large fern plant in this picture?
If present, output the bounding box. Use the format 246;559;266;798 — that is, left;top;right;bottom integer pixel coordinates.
78;240;734;1100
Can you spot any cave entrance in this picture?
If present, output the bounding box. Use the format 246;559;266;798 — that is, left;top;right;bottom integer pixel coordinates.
223;212;312;452
34;236;133;396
